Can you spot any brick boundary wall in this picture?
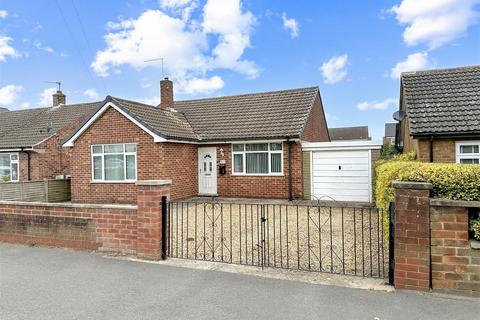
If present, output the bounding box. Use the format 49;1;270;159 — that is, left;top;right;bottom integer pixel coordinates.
0;180;171;260
392;181;432;292
430;199;480;297
392;181;480;297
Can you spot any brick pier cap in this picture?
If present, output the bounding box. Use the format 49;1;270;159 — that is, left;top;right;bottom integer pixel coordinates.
391;181;433;190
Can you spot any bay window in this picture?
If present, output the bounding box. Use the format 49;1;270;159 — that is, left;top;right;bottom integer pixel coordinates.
232;142;283;175
91;143;137;182
456;141;480;164
0;153;19;182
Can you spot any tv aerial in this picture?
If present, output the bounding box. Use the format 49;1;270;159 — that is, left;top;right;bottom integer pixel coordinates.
144;57;166;77
45;81;62;91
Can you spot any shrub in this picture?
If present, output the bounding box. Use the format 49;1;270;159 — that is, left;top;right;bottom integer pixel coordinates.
375;161;480;210
380;144;400;159
470;217;480;241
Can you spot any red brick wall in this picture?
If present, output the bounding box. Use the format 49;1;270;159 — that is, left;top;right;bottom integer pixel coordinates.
300;93;330;142
393;183;431;292
214;141;303;199
0;202;137;254
430;204;480;297
69;106;304;203
69;107;197;204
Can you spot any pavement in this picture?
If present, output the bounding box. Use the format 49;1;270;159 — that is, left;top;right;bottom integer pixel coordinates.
0;243;479;320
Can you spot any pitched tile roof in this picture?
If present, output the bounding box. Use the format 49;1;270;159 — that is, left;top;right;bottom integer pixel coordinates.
0;102;100;149
174;87;319;141
110;97;198;141
401;65;480;136
3;86;321;148
384;123;396;137
328;126;370;141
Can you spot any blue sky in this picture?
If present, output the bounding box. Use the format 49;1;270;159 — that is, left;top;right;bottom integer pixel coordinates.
0;0;479;139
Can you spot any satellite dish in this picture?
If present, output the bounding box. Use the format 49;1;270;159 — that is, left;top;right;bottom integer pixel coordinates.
393;110;405;121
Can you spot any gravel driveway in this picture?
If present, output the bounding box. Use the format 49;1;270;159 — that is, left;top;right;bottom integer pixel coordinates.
169;201;389;278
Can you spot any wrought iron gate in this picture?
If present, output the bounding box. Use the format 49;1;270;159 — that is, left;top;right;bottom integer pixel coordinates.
168;200;390;279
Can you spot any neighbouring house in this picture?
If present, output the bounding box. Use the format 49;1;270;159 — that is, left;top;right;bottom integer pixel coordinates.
397;65;480;163
0;91;100;182
383;123;396;145
56;79;330;203
328;126;370;141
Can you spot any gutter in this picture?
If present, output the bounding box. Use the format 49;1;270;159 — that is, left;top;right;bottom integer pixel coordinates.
412;131;480;139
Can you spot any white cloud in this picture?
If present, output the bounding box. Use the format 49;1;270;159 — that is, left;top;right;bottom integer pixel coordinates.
84;88;100;100
0;36;19;62
38;87;57;106
177;75;224;94
320;54;348;84
159;0;198;20
92;0;257;95
390;0;480;49
282;13;299;38
202;0;258;78
0;84;23;106
390;52;430;78
357;98;397;111
33;40;54;54
0;10;7;19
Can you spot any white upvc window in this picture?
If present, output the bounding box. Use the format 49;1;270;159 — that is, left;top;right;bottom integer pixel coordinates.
232;142;283;176
91;143;137;182
456;141;480;164
0;153;19;182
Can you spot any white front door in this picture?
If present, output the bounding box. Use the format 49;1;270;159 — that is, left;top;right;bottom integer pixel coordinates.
198;147;217;195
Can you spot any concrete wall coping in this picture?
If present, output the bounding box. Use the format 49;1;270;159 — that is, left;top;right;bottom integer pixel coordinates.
0;200;137;210
391;181;433;190
430;198;480;208
135;180;172;186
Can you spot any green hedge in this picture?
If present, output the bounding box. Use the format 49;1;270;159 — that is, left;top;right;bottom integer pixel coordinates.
375;160;480;210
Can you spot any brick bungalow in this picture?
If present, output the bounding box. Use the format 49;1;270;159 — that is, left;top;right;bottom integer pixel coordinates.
62;80;329;203
1;80;329;203
396;65;480;163
0;91;99;182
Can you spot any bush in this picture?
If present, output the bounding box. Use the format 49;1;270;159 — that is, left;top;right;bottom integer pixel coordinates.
470;217;480;241
380;144;400;159
375;161;480;210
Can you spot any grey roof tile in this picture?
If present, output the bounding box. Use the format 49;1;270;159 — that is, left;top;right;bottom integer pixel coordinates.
328;126;370;141
2;86;320;148
174;87;319;141
401;65;480;136
0;102;100;149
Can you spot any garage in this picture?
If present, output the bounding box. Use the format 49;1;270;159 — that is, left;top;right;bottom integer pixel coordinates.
302;141;382;203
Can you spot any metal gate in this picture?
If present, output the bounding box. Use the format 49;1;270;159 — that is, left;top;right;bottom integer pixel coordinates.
167;200;390;279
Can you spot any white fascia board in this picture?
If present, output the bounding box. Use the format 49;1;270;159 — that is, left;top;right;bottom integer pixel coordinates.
62;101;166;147
301;140;383;151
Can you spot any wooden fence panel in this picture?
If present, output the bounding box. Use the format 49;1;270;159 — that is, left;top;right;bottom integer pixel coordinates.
0;180;71;202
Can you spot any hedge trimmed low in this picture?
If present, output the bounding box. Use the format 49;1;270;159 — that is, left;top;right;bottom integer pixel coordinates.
375;161;480;210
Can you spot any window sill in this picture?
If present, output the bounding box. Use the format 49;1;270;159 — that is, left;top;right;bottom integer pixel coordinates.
230;174;284;177
90;180;136;184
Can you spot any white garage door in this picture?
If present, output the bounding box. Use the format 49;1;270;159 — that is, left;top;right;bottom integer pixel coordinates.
311;150;371;202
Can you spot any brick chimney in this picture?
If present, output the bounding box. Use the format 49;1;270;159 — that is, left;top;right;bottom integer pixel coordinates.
160;78;173;109
53;90;66;106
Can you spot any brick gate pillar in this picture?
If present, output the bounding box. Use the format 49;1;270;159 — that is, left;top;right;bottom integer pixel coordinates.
392;181;433;292
136;180;171;260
